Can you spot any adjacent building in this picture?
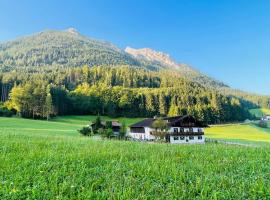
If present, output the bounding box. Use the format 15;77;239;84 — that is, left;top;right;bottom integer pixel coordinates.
129;115;208;144
261;115;270;121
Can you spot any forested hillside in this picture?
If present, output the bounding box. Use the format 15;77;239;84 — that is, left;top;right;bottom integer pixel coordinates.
0;29;269;123
0;66;252;123
0;28;139;68
0;29;233;89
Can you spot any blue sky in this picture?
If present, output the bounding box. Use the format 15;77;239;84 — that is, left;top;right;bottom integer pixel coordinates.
1;0;270;94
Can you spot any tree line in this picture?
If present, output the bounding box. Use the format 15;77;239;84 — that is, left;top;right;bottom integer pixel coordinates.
0;65;268;123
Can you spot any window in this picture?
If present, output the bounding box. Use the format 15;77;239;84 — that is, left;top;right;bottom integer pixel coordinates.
189;128;193;132
174;136;179;140
180;136;185;140
198;128;203;133
173;128;178;133
180;128;184;133
198;136;203;140
189;136;194;140
131;127;145;133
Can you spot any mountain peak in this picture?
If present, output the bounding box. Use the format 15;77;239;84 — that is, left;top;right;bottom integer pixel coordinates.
125;46;179;68
65;27;80;35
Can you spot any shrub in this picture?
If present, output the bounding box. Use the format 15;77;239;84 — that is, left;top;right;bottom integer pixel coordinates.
92;116;102;134
105;121;112;129
257;120;268;128
78;126;93;136
119;121;127;138
0;105;14;117
99;128;114;138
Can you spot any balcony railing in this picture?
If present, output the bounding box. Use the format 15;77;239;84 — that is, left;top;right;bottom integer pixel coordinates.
150;131;204;136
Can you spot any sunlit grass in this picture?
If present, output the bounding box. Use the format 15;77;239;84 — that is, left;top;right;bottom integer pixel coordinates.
1;130;270;199
249;108;270;118
206;122;270;143
52;115;144;127
1;116;270;198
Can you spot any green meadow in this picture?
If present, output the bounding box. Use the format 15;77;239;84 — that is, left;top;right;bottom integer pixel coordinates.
1;116;270;199
205;122;270;144
249;108;270;118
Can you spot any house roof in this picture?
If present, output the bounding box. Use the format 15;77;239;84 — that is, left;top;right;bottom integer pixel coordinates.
129;115;208;128
129;118;155;128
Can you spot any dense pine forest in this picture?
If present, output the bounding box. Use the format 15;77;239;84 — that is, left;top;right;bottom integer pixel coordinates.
0;65;265;123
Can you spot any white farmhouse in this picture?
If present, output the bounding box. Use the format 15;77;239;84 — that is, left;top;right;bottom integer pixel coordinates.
262;115;270;121
129;115;207;144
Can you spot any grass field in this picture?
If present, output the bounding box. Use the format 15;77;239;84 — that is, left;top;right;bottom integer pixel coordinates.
1;115;270;144
1;116;270;199
0;115;143;138
52;115;144;127
249;108;270;118
205;122;270;144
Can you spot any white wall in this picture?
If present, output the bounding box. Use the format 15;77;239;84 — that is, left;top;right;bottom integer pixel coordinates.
262;116;270;120
170;135;205;144
129;127;155;140
129;127;205;143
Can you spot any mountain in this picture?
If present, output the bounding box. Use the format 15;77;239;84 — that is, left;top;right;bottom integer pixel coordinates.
0;29;264;95
0;28;269;111
0;28;139;68
0;28;226;87
125;47;228;88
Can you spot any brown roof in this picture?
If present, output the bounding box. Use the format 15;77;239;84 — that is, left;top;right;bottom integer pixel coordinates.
129;115;208;128
129;118;155;128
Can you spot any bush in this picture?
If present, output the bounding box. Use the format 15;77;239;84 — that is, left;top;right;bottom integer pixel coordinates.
92;116;102;134
99;128;114;138
0;105;14;117
78;126;93;136
257;120;268;128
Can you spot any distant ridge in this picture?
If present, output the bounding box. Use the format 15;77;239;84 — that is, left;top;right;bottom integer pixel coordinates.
125;46;228;88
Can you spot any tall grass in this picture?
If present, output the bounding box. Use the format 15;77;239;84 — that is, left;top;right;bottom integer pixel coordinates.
1;130;270;199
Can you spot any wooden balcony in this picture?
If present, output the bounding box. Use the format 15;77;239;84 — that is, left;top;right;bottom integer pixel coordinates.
169;131;204;136
150;131;204;136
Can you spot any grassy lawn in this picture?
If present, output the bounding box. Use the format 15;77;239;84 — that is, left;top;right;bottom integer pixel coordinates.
206;122;270;143
52;115;144;127
249;108;270;118
0;116;270;198
1;115;270;143
0;117;82;137
0;115;144;138
1;125;270;199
